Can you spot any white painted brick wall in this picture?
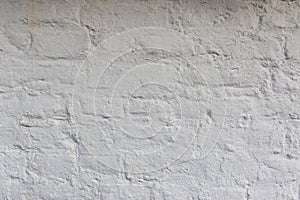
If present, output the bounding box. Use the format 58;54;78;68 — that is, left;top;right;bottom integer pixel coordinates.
0;0;299;199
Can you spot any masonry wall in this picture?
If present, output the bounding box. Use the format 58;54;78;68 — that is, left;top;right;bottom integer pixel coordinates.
0;0;299;199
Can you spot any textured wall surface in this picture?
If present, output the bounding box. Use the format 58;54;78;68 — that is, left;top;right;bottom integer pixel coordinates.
0;0;300;199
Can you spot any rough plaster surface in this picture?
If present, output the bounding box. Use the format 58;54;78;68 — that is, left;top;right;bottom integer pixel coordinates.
0;0;300;199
